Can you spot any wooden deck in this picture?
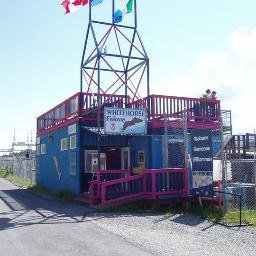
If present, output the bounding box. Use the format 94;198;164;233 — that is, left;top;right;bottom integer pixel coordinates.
37;92;221;136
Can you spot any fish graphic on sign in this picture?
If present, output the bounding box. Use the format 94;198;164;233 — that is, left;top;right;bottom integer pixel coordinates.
122;117;143;130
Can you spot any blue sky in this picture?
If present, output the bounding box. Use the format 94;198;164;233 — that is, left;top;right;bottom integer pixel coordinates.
1;0;256;149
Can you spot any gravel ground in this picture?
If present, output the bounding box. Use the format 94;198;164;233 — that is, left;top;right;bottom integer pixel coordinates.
1;178;255;256
86;212;256;256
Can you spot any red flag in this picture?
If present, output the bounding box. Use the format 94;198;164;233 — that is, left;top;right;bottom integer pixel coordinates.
61;0;71;14
72;0;88;6
61;0;88;14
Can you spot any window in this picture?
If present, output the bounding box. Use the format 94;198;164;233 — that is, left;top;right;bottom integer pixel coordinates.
41;144;46;154
54;104;65;120
66;96;78;115
37;118;44;129
61;138;68;151
32;157;36;171
70;151;77;176
138;151;145;164
36;145;41;155
45;110;54;125
70;135;77;149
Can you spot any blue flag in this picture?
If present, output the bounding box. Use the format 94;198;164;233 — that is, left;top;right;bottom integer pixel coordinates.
114;0;134;23
114;9;123;23
91;0;103;7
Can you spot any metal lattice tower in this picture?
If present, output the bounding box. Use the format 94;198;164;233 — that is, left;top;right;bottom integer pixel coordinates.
80;0;149;109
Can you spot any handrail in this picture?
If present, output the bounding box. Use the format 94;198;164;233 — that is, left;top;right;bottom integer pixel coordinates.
97;168;188;207
37;93;221;135
89;169;131;205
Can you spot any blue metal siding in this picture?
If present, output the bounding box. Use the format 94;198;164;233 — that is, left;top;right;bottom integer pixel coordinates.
36;123;80;194
150;136;163;168
81;128;128;147
128;136;149;168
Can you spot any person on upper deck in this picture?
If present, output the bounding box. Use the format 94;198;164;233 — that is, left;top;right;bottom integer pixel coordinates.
210;90;218;117
200;89;211;116
202;89;211;99
211;91;217;100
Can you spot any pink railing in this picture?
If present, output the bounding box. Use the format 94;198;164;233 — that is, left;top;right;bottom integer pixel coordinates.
89;169;131;205
129;94;221;125
93;168;188;207
82;93;131;113
101;174;145;207
37;92;131;136
143;168;188;199
37;93;80;136
37;93;221;135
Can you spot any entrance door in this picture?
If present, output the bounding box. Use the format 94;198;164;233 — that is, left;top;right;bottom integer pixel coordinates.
84;150;106;173
121;147;130;170
82;150;106;192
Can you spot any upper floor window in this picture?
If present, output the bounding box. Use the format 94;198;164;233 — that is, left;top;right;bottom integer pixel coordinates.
61;138;68;151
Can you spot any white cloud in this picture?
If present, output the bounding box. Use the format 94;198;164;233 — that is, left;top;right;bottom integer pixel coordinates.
152;26;256;134
230;26;256;62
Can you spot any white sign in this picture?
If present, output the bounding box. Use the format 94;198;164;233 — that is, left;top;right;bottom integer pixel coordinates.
192;171;213;188
104;107;147;135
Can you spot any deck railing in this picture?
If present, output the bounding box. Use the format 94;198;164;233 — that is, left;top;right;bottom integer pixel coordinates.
129;94;221;123
89;169;131;205
37;92;130;136
37;93;80;136
82;93;130;113
37;92;221;135
91;168;188;207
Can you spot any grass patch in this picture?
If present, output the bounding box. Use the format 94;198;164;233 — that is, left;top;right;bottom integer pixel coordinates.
0;169;12;178
0;169;33;188
0;169;75;201
102;201;148;213
30;185;75;201
222;208;256;226
102;202;256;227
7;174;33;188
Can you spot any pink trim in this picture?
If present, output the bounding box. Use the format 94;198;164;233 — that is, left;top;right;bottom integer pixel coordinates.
151;171;157;199
37;93;221;135
96;169;131;175
183;168;188;196
89;180;101;205
93;168;189;207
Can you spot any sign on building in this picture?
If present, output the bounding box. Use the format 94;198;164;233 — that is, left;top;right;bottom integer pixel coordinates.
104;107;147;135
191;129;213;197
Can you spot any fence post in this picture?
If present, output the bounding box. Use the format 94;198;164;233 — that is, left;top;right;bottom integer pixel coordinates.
183;168;188;196
183;110;189;193
101;183;106;208
239;194;242;227
221;116;227;212
143;173;147;195
89;183;94;205
151;171;157;199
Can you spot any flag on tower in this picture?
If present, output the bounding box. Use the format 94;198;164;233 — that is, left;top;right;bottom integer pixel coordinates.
114;0;134;23
73;0;88;6
123;0;133;14
91;0;103;7
114;9;123;23
61;0;88;14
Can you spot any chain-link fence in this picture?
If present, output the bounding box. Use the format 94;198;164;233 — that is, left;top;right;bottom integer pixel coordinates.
161;110;255;225
212;190;245;227
164;114;188;169
0;157;13;171
0;155;36;185
213;116;256;225
228;159;256;209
